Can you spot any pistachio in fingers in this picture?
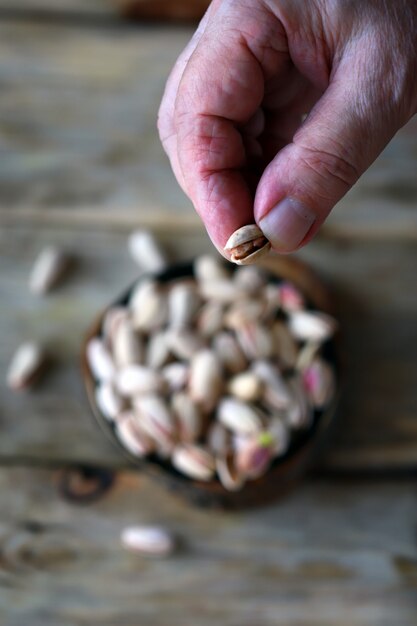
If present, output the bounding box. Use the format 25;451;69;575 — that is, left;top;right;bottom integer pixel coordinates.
224;224;271;265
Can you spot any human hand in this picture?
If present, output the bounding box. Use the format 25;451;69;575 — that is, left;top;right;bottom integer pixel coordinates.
158;0;417;255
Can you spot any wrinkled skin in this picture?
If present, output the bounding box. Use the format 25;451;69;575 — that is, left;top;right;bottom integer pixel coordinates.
158;0;417;254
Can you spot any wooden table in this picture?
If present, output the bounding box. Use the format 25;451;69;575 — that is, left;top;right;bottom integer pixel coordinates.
0;3;416;624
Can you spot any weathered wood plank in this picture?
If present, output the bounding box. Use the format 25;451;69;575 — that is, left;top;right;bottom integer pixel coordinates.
0;18;415;238
0;469;416;625
0;224;416;471
0;0;114;17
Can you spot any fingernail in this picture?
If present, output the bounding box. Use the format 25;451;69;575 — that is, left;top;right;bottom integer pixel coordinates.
259;198;316;252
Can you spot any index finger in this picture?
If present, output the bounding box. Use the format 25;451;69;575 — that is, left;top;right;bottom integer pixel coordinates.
173;8;287;252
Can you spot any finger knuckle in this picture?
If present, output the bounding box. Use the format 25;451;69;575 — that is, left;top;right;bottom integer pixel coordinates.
297;143;360;192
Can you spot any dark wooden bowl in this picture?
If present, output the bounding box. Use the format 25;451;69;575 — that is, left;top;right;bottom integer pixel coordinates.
81;255;341;510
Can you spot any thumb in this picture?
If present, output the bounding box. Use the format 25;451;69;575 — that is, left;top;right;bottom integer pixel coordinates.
255;54;408;253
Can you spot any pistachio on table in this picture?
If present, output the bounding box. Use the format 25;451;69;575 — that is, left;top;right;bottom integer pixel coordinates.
6;342;47;391
86;252;337;492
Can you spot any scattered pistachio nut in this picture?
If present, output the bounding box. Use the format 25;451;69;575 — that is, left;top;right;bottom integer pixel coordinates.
29;246;70;295
128;230;167;273
6;342;46;391
224;224;271;265
121;525;175;557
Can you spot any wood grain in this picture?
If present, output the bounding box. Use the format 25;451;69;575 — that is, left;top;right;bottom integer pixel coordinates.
0;468;416;625
0;224;416;472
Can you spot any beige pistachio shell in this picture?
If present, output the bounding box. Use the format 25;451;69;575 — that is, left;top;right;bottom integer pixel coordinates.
146;331;170;369
189;349;223;413
95;383;124;421
29;246;70;295
196;301;224;338
171;392;203;443
252;360;292;411
268;417;290;457
235;322;274;360
172;444;215;482
168;281;201;329
134;395;176;450
286;375;313;429
194;254;230;284
128;230;167;273
288;310;338;343
116;365;164;397
213;332;247;374
302;357;335;409
6;342;46;391
121;526;175;557
166;329;205;361
102;307;130;345
216;454;245;492
224;224;271;265
112;318;144;368
272;320;299;368
227;371;263;403
207;422;231;456
161;362;189;393
115;412;155;457
217;397;262;435
130;280;168;332
233;265;267;294
235;435;273;479
200;279;247;303
279;282;305;312
87;337;116;382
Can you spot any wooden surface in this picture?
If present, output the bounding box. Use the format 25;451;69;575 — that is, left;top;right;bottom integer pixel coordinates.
0;4;416;624
0;469;416;626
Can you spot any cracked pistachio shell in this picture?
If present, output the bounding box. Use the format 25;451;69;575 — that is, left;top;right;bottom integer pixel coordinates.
216;454;245;492
224;224;271;266
115;412;155;457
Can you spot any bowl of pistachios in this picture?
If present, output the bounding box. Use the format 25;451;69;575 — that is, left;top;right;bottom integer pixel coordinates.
82;252;340;509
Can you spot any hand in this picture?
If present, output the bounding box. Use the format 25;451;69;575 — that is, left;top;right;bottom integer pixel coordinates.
158;0;417;254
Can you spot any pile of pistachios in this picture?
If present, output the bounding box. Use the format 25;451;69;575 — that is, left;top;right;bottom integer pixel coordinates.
87;253;337;492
